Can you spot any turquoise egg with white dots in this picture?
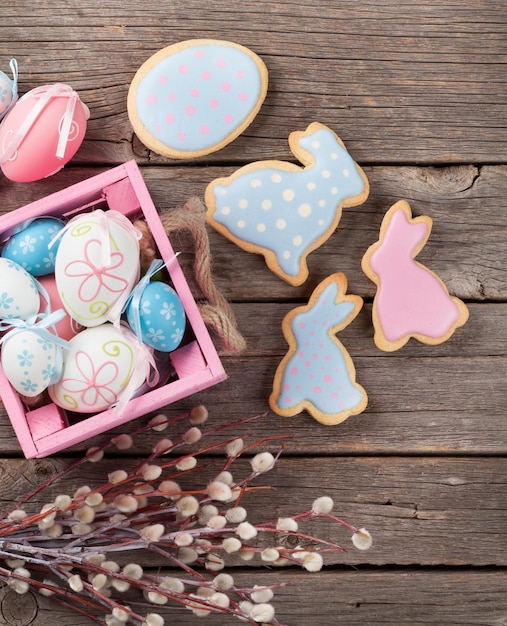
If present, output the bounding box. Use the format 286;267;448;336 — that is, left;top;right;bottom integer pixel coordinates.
1;217;65;276
126;281;186;352
0;258;39;320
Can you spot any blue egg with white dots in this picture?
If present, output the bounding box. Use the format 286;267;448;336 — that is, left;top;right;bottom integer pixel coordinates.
126;281;186;352
1;217;65;276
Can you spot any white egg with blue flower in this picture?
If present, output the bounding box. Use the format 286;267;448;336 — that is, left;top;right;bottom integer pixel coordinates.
126;281;186;352
1;328;60;397
1;217;65;276
0;257;40;320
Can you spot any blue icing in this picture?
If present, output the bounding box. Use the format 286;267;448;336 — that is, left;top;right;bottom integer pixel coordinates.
211;126;366;278
275;281;364;415
126;281;186;352
135;42;262;153
2;217;64;276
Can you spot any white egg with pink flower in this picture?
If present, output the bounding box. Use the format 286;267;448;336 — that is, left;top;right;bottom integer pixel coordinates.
49;324;150;413
54;210;141;328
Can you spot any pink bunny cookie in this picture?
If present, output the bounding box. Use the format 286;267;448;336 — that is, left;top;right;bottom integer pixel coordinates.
128;39;268;159
361;200;469;352
269;273;367;425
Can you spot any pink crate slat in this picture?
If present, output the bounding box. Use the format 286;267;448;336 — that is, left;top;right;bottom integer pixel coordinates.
26;404;68;441
171;341;208;378
0;161;227;458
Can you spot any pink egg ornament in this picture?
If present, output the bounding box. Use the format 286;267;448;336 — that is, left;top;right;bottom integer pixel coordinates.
0;83;89;182
38;274;83;341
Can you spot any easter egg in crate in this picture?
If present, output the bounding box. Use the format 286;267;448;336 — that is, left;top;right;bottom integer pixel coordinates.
37;274;83;341
126;280;186;352
49;324;150;413
54;210;140;328
1;328;61;397
0;257;40;320
2;217;65;276
0;83;89;182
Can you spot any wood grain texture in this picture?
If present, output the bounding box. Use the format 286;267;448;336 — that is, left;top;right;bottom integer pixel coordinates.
0;1;505;624
0;457;505;566
1;569;506;626
1;164;505;300
1;1;505;164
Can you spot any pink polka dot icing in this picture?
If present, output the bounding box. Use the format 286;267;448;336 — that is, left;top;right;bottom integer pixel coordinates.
269;273;368;425
128;39;268;158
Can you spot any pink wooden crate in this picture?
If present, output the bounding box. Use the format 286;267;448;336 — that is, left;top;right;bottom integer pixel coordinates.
0;161;227;458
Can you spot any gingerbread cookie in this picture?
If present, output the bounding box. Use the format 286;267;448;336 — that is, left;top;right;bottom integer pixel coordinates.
361;200;469;352
205;122;369;286
269;273;367;425
128;39;268;159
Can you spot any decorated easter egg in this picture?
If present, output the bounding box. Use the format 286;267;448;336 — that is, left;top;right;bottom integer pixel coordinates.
54;210;140;327
0;257;39;320
128;39;268;159
1;328;60;397
0;83;89;182
37;274;83;340
126;280;186;352
0;59;18;120
48;324;149;413
2;217;65;276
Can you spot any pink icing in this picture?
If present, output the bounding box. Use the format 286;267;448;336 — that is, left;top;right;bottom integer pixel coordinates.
369;206;461;342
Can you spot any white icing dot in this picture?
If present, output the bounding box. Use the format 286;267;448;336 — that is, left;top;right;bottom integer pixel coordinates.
239;199;248;209
221;206;231;215
307;182;317;191
311;140;320;149
282;189;295;202
251;179;262;188
237;220;246;228
318;219;325;226
283;251;291;259
257;223;266;232
293;235;303;246
342;168;350;177
261;199;272;210
298;203;312;217
276;219;287;229
271;173;282;183
318;200;326;207
331;152;338;160
322;170;331;179
331;186;338;195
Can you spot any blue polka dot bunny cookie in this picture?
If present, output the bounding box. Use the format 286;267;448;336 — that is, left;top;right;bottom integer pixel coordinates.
269;272;367;425
205;122;369;286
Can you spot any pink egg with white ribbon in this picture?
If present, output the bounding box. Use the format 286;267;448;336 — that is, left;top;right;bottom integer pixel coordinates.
38;274;83;341
0;83;89;182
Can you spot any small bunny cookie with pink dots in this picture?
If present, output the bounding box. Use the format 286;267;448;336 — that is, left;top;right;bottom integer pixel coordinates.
128;39;268;159
269;273;367;425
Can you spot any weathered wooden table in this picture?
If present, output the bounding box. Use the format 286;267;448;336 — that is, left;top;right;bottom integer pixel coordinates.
0;1;506;624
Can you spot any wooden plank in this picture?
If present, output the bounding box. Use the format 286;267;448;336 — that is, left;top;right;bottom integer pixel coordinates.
0;165;505;300
0;457;504;566
0;1;505;164
0;302;505;455
1;569;505;626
